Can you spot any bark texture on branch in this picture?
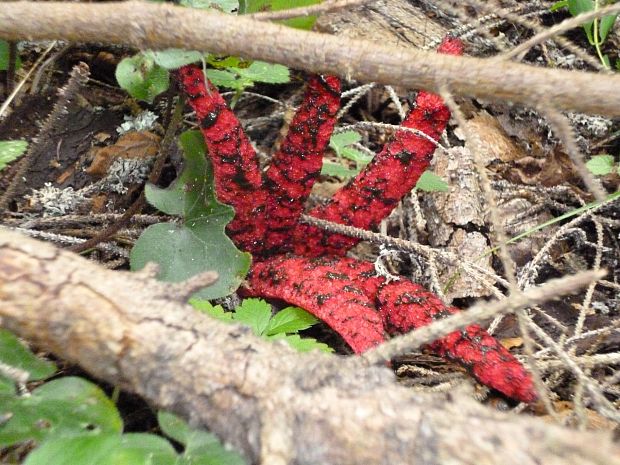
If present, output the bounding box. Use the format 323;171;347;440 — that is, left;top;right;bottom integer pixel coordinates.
0;229;618;465
1;1;620;117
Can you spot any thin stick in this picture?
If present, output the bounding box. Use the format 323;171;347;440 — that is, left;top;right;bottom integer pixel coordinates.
540;106;607;202
0;41;56;120
362;269;605;364
2;2;620;116
505;3;620;61
441;85;554;415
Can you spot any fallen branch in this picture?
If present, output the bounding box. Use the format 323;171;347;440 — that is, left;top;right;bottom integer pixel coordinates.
1;1;620;116
0;229;618;465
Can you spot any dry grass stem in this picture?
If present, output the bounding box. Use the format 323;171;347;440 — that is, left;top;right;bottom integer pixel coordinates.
506;2;620;61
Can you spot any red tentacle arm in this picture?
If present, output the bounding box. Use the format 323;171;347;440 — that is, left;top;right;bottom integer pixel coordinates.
261;75;341;255
375;280;537;403
245;256;385;353
246;255;536;403
292;37;464;257
176;65;267;254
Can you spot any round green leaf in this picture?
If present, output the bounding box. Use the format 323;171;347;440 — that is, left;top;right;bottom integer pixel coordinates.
586;154;615;176
0;377;122;448
158;411;246;465
0;376;14;394
23;433;178;465
149;49;204;70
132;131;251;299
0;328;56;382
0;140;27;171
115;54;170;103
130;221;250;299
23;434;119;465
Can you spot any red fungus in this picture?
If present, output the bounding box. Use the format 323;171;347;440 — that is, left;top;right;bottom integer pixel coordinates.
176;37;537;403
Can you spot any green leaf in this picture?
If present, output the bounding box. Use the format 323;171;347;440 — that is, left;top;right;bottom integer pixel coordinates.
158;411;246;465
180;0;239;13
320;161;359;178
235;61;290;84
568;0;594;15
206;69;252;90
132;130;251;299
0;376;15;394
243;0;321;29
144;184;184;216
190;298;329;353
268;334;333;353
107;434;178;465
24;435;120;465
0;140;27;171
149;49;204;70
130;222;250;300
189;299;234;322
586;154;615;175
602;53;611;69
568;0;595;43
329;131;372;165
550;0;569;11
341;147;373;165
23;433;178;465
599;14;618;42
0;329;56;382
206;55;244;69
330;131;361;149
0;377;122;449
232;298;272;336
266;307;318;336
115;54;170;103
0;40;21;71
415;171;449;192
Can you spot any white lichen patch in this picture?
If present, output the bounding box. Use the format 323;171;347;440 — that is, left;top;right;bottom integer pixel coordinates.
26;182;86;216
117;111;159;134
99;158;153;194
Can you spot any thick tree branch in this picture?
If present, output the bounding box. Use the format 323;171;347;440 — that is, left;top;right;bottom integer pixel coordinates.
1;1;620;117
0;229;618;465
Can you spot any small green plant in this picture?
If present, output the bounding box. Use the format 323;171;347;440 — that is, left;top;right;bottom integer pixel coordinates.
0;39;21;71
0;328;246;464
116;0;319;103
585;153;620;175
0;140;27;171
321;131;373;178
205;57;290;91
550;0;618;69
190;298;333;353
322;130;449;192
130;130;251;300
